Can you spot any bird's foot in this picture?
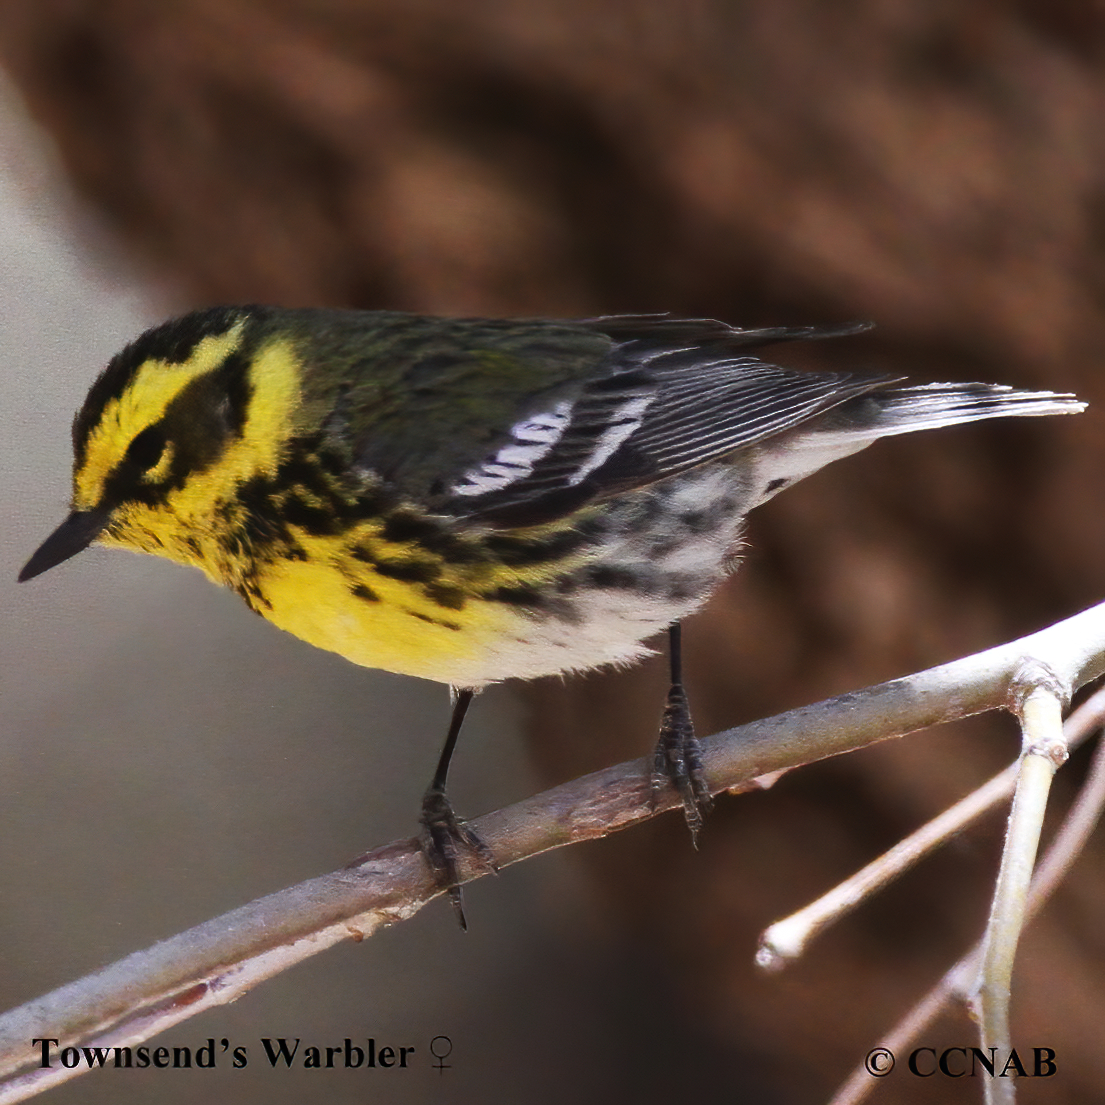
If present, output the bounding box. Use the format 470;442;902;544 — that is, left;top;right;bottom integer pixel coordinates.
419;784;498;930
650;682;713;843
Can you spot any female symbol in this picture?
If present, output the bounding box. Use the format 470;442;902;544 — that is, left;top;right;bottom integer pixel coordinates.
430;1035;453;1074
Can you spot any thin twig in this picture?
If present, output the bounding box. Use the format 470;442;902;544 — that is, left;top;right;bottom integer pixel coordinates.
974;666;1068;1105
827;685;1105;1105
828;954;983;1105
1023;690;1105;899
758;762;1019;969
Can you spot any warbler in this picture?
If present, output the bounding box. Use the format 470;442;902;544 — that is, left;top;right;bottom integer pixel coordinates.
19;306;1084;923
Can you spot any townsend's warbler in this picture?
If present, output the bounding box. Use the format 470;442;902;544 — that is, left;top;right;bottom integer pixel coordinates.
19;307;1084;922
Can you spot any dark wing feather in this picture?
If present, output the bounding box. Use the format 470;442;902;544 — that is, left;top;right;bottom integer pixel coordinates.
439;316;886;526
585;314;872;351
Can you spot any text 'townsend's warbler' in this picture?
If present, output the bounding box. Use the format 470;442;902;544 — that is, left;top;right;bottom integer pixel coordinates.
19;307;1085;922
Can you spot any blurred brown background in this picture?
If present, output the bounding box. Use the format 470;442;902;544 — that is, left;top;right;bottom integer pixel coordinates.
1;1;1104;1102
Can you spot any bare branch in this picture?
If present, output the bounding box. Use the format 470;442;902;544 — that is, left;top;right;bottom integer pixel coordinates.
0;602;1103;1102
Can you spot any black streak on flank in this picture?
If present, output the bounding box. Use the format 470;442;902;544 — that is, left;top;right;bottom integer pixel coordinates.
407;609;462;630
352;582;381;602
489;583;545;607
485;581;579;623
424;581;467;610
484;527;587;567
587;565;640;589
373;558;441;583
381;510;446;545
379;509;488;566
678;509;711;534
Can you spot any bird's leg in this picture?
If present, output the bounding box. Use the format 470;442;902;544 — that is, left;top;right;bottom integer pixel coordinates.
419;687;498;929
651;623;713;842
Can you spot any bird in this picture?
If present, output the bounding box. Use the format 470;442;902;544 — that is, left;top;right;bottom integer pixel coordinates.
19;305;1085;925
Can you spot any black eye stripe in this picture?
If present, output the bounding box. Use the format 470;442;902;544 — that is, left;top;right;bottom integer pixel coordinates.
126;426;167;471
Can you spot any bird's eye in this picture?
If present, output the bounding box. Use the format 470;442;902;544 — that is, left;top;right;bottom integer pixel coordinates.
126;426;167;471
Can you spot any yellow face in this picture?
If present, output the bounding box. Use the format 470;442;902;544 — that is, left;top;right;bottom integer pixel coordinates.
21;312;307;586
73;323;248;513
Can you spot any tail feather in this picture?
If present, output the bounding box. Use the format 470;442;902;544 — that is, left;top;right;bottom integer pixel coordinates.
750;382;1084;508
856;382;1086;438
